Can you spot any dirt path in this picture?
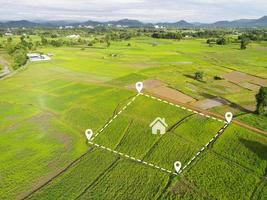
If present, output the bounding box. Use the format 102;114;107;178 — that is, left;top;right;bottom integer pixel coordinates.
146;92;267;137
0;60;11;78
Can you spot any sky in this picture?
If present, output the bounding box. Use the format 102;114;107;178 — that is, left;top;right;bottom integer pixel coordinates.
1;0;267;23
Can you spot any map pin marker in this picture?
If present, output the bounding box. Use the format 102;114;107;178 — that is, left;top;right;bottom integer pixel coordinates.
85;129;93;141
174;161;182;173
135;82;143;93
225;112;233;124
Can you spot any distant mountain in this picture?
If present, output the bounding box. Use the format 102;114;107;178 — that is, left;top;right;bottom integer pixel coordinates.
0;16;266;28
251;16;267;26
0;20;38;28
205;16;267;28
106;19;145;27
157;20;192;28
75;20;103;27
69;19;146;27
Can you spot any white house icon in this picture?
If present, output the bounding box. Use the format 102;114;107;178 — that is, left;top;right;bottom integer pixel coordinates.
149;117;168;135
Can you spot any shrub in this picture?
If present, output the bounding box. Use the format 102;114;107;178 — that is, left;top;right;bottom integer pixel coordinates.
214;75;223;80
194;71;204;81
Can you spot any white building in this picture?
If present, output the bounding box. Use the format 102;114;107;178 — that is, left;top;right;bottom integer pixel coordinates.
4;33;13;36
150;117;168;135
154;25;165;29
64;26;74;29
66;34;80;39
27;53;51;62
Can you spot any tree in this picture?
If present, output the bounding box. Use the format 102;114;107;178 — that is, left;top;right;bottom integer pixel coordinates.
41;36;48;45
12;49;27;69
151;32;182;40
256;87;267;115
7;37;12;43
240;38;249;50
216;37;226;45
106;40;111;48
194;71;204;81
51;39;63;47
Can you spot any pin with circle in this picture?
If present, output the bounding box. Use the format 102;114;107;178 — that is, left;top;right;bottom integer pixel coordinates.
174;161;182;173
135;82;143;93
225;112;233;124
85;129;93;141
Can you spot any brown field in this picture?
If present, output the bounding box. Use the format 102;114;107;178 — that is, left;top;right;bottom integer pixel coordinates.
223;71;267;86
148;86;196;103
191;98;229;110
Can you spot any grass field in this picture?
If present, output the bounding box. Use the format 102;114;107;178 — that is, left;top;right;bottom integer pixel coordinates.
0;36;267;199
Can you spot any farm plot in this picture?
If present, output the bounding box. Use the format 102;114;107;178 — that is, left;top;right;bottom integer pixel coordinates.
26;92;227;200
92;92;226;175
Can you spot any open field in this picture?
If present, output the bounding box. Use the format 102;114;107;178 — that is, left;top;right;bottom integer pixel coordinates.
0;36;267;199
26;96;267;200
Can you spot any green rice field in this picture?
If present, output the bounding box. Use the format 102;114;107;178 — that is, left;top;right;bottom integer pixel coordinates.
0;36;267;199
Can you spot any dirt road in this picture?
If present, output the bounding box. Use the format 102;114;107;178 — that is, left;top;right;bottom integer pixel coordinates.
0;60;11;78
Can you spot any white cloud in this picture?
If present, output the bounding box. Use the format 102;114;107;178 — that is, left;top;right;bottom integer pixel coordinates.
0;0;266;22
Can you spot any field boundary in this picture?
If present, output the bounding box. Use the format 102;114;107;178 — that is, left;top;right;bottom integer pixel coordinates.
88;141;177;175
91;93;140;140
88;91;229;176
88;122;228;176
92;92;226;141
141;93;225;124
178;123;229;174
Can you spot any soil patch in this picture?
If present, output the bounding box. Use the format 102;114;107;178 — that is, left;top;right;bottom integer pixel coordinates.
143;79;164;89
191;98;229;110
128;79;195;104
223;71;267;87
127;79;164;90
149;86;195;104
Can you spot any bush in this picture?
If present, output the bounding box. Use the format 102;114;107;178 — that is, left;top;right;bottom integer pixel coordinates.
194;71;204;81
214;75;223;80
87;42;93;47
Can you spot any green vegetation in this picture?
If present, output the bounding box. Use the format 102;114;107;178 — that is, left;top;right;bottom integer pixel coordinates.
256;87;267;115
238;114;267;131
240;38;249;50
4;36;29;69
0;28;267;199
194;71;204;81
151;31;182;40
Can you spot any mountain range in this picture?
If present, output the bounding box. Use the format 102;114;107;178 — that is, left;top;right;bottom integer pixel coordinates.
0;16;267;28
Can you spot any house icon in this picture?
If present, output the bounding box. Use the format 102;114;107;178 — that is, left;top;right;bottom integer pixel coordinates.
149;117;168;135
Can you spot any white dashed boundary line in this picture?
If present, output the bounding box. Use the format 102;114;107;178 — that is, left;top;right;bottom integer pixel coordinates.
88;141;177;176
178;123;229;174
140;93;226;124
91;93;140;141
88;91;230;176
88;122;229;176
